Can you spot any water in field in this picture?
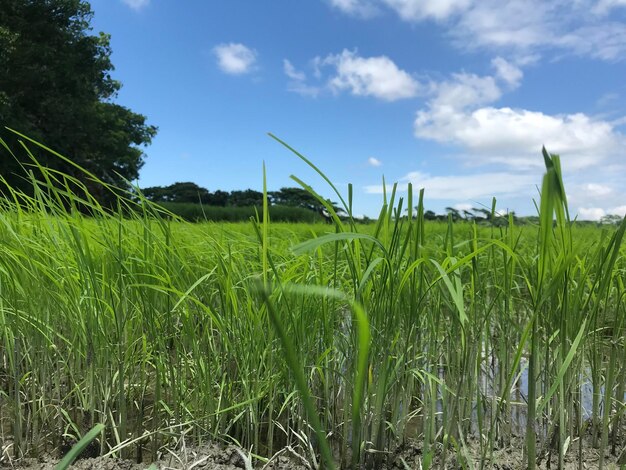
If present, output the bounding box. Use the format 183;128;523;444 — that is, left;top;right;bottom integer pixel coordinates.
401;349;626;442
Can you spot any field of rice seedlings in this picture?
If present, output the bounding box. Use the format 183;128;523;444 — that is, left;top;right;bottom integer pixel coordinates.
1;137;625;469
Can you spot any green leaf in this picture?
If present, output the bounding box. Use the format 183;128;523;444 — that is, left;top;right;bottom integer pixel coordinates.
56;423;104;470
292;232;387;257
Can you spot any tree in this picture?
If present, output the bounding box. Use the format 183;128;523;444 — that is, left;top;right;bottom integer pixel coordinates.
462;209;474;220
208;190;229;207
600;214;623;225
445;207;461;221
270;187;342;214
228;189;263;207
142;182;211;204
472;207;491;222
423;210;437;220
0;0;157;201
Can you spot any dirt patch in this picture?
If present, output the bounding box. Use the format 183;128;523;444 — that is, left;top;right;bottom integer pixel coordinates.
383;436;626;469
2;455;143;470
3;434;626;469
2;442;310;470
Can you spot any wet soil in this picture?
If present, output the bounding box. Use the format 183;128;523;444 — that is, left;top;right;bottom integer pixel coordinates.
3;429;625;469
1;441;310;470
383;435;626;469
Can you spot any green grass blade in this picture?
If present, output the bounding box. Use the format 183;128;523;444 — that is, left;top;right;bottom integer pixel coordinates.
55;423;104;470
292;232;388;257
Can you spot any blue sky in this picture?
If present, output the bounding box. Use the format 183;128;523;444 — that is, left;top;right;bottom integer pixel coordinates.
89;0;626;219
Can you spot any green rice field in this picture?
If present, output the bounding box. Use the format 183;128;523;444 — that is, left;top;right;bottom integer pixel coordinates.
1;138;625;469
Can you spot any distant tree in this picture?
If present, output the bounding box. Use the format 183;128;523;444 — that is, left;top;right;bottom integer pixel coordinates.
445;207;461;221
486;210;518;227
472;207;491;222
228;189;263;207
424;210;437;220
270;187;317;210
142;182;211;204
270;187;342;214
600;214;623;225
208;190;229;207
0;0;156;201
142;184;350;217
517;215;539;225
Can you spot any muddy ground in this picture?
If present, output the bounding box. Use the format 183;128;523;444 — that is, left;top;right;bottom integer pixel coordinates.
3;417;626;469
1;441;311;470
3;436;626;469
387;436;626;469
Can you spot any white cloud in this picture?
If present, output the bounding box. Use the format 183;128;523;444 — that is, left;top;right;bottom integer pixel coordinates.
594;0;626;14
453;202;475;212
576;206;626;221
328;0;626;61
568;181;622;213
416;107;623;170
365;171;536;199
413;70;625;171
286;82;321;97
286;51;419;100
367;157;382;167
451;1;550;50
381;0;471;21
556;22;626;61
596;92;620;109
323;50;420;101
283;60;321;97
329;0;360;11
577;207;606;221
122;0;149;10
328;0;378;16
583;183;613;197
283;60;306;81
491;57;523;88
213;43;257;75
427;73;501;109
609;205;626;216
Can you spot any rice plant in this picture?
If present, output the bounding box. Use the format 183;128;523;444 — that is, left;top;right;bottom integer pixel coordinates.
0;132;625;469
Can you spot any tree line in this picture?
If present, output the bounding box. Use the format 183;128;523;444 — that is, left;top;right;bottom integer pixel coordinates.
424;207;623;226
141;182;341;213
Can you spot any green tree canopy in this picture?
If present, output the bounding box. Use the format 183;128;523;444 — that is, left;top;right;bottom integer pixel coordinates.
142;182;211;204
269;187;342;214
0;0;156;201
600;214;623;225
141;184;345;215
445;207;461;221
228;189;263;207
